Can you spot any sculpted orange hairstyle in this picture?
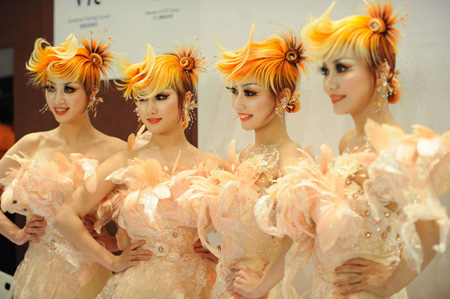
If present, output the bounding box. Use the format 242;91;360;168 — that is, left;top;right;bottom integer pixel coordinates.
302;0;404;103
26;33;115;94
216;24;307;112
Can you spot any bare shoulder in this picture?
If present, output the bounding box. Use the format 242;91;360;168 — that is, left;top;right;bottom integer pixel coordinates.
339;128;356;154
92;132;127;163
5;131;48;157
278;140;303;168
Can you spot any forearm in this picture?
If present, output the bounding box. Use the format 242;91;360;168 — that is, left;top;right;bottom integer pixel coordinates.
255;236;292;295
386;220;439;294
55;204;116;270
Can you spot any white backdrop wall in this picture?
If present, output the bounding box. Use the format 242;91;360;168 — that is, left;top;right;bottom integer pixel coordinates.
54;0;450;298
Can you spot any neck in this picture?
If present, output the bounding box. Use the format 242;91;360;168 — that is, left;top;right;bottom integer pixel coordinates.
254;113;290;147
55;112;96;146
351;101;397;137
149;126;190;150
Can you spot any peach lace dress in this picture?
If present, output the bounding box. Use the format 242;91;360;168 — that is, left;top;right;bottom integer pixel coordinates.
256;121;450;299
95;156;217;299
0;152;111;298
185;141;299;299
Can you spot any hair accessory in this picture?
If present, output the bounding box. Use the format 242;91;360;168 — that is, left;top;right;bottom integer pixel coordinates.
285;48;301;64
276;92;301;114
87;85;103;117
90;53;103;67
368;18;386;33
39;103;49;114
373;61;397;114
180;56;195;71
182;91;197;129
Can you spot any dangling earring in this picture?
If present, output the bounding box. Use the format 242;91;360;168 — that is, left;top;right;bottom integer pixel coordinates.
87;86;103;117
39;103;49;114
182;91;197;130
373;61;390;114
275;93;301;121
133;107;140;123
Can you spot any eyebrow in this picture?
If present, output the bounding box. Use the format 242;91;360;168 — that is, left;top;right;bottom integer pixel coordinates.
241;83;259;88
46;80;77;85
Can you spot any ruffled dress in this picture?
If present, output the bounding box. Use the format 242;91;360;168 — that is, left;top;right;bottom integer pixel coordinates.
95;157;217;299
257;121;450;299
0;152;112;299
185;141;299;299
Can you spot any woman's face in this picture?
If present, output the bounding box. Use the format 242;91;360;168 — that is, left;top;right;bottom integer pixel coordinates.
227;77;277;131
44;76;88;123
135;88;182;134
320;49;377;116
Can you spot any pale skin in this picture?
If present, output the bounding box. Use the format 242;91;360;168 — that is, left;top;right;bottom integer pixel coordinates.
0;76;125;247
224;77;304;297
55;87;221;273
229;50;441;297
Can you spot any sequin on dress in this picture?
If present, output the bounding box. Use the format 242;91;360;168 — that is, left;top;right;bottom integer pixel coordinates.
0;152;111;299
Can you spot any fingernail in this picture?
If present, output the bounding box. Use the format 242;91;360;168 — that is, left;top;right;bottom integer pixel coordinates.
333;282;337;286
335;267;338;272
342;263;347;266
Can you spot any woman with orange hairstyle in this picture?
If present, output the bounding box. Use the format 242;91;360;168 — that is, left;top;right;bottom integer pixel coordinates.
0;34;126;298
55;43;220;298
183;24;309;298
227;1;450;298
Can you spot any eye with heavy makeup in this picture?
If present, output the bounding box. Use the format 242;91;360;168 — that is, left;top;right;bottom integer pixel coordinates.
226;86;259;97
319;61;354;76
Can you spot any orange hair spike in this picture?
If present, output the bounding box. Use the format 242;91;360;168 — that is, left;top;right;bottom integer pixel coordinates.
216;24;307;112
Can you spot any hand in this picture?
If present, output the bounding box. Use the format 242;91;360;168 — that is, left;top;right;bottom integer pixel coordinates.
111;240;152;273
82;215;118;251
335;258;396;297
193;239;218;264
13;215;46;245
226;263;266;298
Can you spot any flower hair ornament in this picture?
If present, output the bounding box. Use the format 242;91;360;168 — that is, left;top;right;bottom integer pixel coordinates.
182;91;198;130
365;0;404;49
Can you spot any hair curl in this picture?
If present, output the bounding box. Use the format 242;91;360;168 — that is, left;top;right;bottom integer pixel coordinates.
117;43;204;118
26;33;115;94
216;24;307;112
302;1;403;103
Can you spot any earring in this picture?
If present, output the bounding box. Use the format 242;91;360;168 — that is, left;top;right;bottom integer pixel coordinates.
87;86;103;117
275;93;301;120
39;103;49;114
133;108;140;123
373;61;391;114
182;92;197;130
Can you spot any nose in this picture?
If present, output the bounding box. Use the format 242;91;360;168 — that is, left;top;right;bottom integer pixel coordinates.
54;89;65;104
232;93;245;111
146;98;158;114
324;72;338;92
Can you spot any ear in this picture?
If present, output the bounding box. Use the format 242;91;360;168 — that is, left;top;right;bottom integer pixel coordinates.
184;91;193;105
278;88;292;102
89;85;100;103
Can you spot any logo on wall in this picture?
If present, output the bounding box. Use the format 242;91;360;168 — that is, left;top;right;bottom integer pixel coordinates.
77;0;101;6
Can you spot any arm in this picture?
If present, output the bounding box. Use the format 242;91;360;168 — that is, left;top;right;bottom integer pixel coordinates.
0;133;46;244
336;220;439;296
227;236;292;298
55;152;151;272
